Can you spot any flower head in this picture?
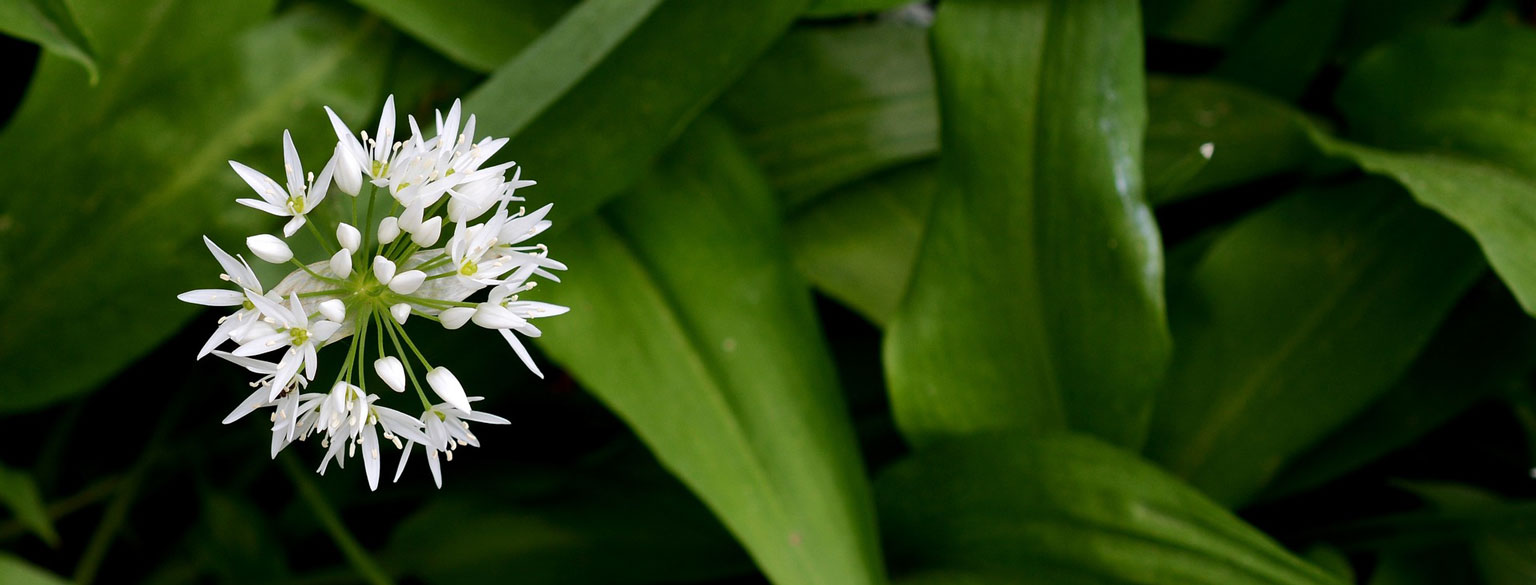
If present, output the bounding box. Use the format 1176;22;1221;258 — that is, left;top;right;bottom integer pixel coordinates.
181;95;568;489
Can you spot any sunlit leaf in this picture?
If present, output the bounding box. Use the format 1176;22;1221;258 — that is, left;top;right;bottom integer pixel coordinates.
536;117;885;584
885;0;1170;449
721;16;936;207
0;3;388;412
0;553;69;585
348;0;573;72
0;0;96;82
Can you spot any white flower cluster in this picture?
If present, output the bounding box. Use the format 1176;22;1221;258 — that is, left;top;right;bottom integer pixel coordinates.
178;96;568;489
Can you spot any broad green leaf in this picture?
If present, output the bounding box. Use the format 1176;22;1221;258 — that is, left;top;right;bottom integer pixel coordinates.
1368;550;1481;585
1146;180;1485;507
885;0;1170;449
1145;76;1316;204
720;18;936;208
0;4;388;412
537;117;885;585
1212;0;1348;101
387;449;752;585
0;553;69;585
193;491;289;584
806;0;919;18
348;0;573;72
465;0;810;229
1403;483;1536;585
0;464;56;547
877;434;1346;585
787;161;936;325
1142;0;1270;46
1334;0;1467;60
1265;281;1536;500
1312;24;1536;315
0;0;96;82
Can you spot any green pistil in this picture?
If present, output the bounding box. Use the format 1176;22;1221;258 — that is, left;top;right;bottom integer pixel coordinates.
289;327;310;346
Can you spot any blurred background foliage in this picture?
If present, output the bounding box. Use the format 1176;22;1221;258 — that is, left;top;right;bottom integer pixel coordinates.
3;0;1536;583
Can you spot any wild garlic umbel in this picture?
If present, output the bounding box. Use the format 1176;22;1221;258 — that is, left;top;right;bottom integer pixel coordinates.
178;96;568;489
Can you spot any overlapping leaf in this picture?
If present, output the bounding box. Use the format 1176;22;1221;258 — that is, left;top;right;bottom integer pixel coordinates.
535;117;885;585
0;0;96;81
0;3;388;412
878;434;1346;585
1147;180;1485;507
884;0;1169;449
1314;23;1536;316
720;18;936;208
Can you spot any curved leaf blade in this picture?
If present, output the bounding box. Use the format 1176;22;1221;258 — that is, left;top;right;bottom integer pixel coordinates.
884;0;1170;448
1146;180;1485;506
537;117;885;585
0;0;96;82
878;434;1346;585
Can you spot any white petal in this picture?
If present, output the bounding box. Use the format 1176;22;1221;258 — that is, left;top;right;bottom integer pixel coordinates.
246;234;293;264
378;217;400;244
425;367;471;413
411;216;442;247
390;303;411;324
232;331;288;357
399;203;424;233
394;441;414;483
499;328;544;379
375;95;396;163
228;160;287;207
310;320;342;343
282;215;307;238
439;307;474;330
372;256;396;285
177;289;245;307
333;144;362;196
363;424;380;491
324;106;369;170
329;249;353;279
472;304;527;330
222;385;271;424
374;357;407;392
388;270;425;294
281;130;304;197
318;299;346;322
336;222;361;252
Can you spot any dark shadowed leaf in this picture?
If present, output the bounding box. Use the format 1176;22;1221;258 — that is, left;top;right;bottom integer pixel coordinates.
877;434;1346;585
1317;24;1536;315
806;0;921;18
535;117;885;584
885;0;1170;449
1264;281;1536;500
1142;0;1270;46
1147;180;1485;507
1145;76;1316;204
0;464;56;547
1212;0;1348;101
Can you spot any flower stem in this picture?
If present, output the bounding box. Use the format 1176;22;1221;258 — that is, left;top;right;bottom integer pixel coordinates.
304;219;337;256
377;309;432;410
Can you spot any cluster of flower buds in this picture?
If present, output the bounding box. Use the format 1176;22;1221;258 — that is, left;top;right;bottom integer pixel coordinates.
179;96;568;489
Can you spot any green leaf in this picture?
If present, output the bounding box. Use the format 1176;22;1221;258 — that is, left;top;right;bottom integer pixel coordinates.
193;491;289;584
877;434;1346;585
1142;0;1270;46
1403;483;1536;585
537;117;885;585
0;464;56;547
387;448;752;585
1145;76;1316;204
465;0;811;229
1264;281;1536;500
1146;180;1485;507
0;4;389;412
348;0;573;72
0;553;69;585
787;161;936;325
1311;24;1536;316
884;0;1170;449
720;17;937;208
1212;0;1349;101
805;0;919;18
0;0;96;82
